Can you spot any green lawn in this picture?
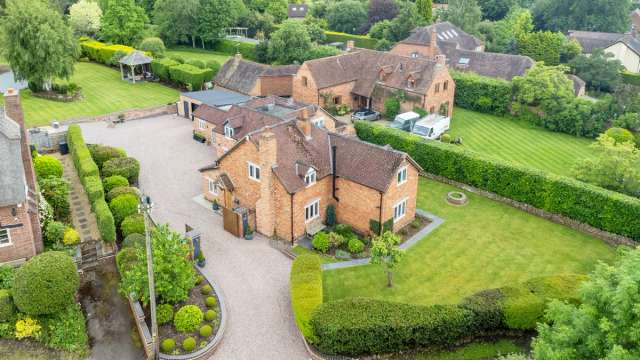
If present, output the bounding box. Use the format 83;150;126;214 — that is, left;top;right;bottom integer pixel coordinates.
292;245;340;264
322;178;617;306
448;108;597;176
166;47;231;65
2;62;179;127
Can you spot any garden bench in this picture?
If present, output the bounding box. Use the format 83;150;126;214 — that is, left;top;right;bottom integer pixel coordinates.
305;218;326;237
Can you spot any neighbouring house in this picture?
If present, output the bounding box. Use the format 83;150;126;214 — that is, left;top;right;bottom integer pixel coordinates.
214;54;300;97
192;95;343;157
178;89;251;119
199;115;422;242
288;3;308;20
292;48;456;117
631;9;640;32
569;30;640;73
0;89;43;265
391;22;484;60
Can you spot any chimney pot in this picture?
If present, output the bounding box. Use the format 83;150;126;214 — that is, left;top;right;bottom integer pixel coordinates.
346;40;355;52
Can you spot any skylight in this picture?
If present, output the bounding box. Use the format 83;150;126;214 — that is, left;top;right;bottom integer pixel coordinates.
458;58;470;65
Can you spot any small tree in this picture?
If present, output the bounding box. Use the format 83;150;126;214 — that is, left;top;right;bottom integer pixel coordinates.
69;0;102;37
384;97;401;119
370;231;404;287
267;21;312;64
138;37;166;58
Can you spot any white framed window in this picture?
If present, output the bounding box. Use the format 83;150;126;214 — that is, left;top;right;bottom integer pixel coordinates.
393;198;408;223
305;169;317;186
198;119;206;130
0;229;11;247
224;125;234;138
312;117;325;128
207;178;218;195
305;199;320;222
397;166;408;185
248;162;261;181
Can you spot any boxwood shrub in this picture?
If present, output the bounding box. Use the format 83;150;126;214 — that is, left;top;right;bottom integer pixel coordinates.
355;121;640;240
107;186;140;202
121;214;145;238
33;155;63;179
160;338;175;353
290;255;323;342
88;144;126;170
102;157;140;184
109;194;139;227
310;298;475;355
94;199;116;243
103;175;129;193
174;305;203;333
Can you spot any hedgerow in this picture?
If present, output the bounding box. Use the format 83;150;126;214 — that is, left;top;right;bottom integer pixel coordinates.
354;121;640;240
213;39;257;60
151;58;180;82
168;64;214;91
94;198;116;243
83;176;104;204
290;255;322;342
324;31;377;49
451;70;513;115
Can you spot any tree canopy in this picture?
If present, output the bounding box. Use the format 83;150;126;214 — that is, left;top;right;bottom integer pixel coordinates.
100;0;148;45
326;0;368;34
69;0;102;36
569;49;624;93
0;0;79;91
152;0;199;46
533;0;633;33
197;0;247;46
440;0;483;35
267;20;312;64
480;0;515;21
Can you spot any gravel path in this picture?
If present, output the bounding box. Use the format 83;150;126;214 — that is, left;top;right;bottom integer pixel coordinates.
80;115;308;360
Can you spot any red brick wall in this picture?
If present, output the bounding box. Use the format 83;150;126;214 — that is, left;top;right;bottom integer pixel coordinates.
381;160;419;232
335;178;381;235
259;76;294;97
0;205;38;264
390;43;438;59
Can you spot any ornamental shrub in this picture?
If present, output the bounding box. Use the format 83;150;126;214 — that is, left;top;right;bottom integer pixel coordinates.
354;121;640;240
384;97;400;119
182;336;197;351
605;127;635;145
83;175;104;204
333;224;353;237
94;198;116;243
205;296;216;308
206;60;220;75
174;305;203;333
200;284;212;295
199;324;213;337
441;133;452;143
524;274;587;305
34;155;63;179
0;265;15;289
12;251;79;315
0;289;16;322
325;205;336;227
310;298;475;355
102;157;140;183
40;303;89;356
151;58;180;82
109;194;139;227
115;246;138;274
15;316;42;339
157;304;174;325
204;309;217;321
160;338;175;353
312;232;329;253
290;255;322;342
45;221;66;246
121;214;145;238
347;238;364;254
103;175;129;193
327;232;345;248
122;233;145;249
107;186;140;202
38;176;70;223
63;227;80;246
195;275;204;285
139;37;165;57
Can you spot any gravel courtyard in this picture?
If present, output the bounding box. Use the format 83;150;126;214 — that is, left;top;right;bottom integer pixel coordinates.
80;115;308;360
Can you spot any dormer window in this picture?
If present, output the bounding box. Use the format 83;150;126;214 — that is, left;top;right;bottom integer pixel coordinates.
305;168;317;186
407;79;415;88
224;124;234;138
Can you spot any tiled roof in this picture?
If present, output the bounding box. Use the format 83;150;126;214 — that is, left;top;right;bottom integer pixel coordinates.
569;30;631;53
441;45;534;81
0;107;27;206
214;57;299;95
193;104;282;139
401;22;483;51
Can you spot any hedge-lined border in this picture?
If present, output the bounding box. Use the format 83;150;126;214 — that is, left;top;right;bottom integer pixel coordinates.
354;121;640;241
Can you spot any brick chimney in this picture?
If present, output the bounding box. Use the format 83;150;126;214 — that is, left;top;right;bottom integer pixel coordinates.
435;54;447;68
296;107;312;139
430;28;439;57
4;88;43;252
255;131;277;237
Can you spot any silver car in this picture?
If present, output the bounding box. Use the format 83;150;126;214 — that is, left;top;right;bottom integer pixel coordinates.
351;109;381;121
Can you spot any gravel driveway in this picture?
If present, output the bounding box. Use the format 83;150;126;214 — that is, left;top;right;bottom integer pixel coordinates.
80;115;308;360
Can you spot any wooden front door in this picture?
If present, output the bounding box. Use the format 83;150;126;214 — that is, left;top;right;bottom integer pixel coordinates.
223;190;233;209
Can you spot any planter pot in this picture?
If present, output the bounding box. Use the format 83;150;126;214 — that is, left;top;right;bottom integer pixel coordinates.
212;203;220;211
197;259;206;267
244;233;254;240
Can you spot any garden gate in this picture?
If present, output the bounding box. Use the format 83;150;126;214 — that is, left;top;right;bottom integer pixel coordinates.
222;207;242;237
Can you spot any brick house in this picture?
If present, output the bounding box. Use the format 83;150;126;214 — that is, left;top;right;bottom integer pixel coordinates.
199;115;422;242
0;89;43;265
292;48;455;117
192;95;344;157
215;54;300;97
391;22;485;60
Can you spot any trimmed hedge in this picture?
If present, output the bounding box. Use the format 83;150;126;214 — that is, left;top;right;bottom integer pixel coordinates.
451;70;513;115
168;64;214;91
290;255;323;342
83;176;104;205
80;40;147;65
324;31;377;49
213;39;257;60
310;298;475;355
621;71;640;86
103;175;128;193
34;155;63;179
94;199;116;243
151;58;180;82
355;121;640;240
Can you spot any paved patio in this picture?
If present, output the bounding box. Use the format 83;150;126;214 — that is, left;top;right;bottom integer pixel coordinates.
80;115;308;360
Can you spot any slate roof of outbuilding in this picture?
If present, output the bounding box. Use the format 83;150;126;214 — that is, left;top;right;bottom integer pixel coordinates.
400;22;483;51
182;89;250;107
0;107;27;206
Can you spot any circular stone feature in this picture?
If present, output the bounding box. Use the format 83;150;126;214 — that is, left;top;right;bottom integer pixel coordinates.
447;191;468;205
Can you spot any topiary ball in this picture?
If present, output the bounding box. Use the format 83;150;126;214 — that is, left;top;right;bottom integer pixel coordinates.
12;251;79;315
156;303;174;325
34;155;63;179
174;305;203;333
121;214;145;238
200;284;212;295
205;296;216;308
109;193;139;226
160;338;175;353
182;336;197;351
204;309;217;321
102;157;140;183
122;233;145;249
195;275;204;285
199;324;213;337
103;175;129;193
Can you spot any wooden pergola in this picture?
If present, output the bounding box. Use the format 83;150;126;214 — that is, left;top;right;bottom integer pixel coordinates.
119;51;152;84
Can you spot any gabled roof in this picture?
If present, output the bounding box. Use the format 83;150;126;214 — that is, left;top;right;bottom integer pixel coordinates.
183;89;250;107
568;30;640;55
193;104;282;139
401;22;483;51
440;45;534;81
303;49;442;97
214;57;300;95
288;3;308;18
119;50;152;66
0;107;27;206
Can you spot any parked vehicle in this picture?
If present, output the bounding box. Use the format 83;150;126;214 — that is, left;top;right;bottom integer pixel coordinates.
351;109;381;121
390;111;421;132
412;114;451;140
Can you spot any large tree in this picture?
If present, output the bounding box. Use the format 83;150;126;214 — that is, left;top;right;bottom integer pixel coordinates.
517;31;565;65
368;0;399;26
513;64;575;106
533;0;633;33
478;7;533;53
197;0;246;47
326;0;368;34
69;0;103;37
440;0;482;35
267;20;312;64
383;1;424;42
0;0;79;92
569;49;624;93
100;0;148;45
479;0;515;21
153;0;200;47
265;0;287;23
534;247;640;358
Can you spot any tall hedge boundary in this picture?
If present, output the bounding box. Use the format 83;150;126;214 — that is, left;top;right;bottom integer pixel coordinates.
290;255;322;342
354;121;640;240
67;125;116;243
451;70;513;115
80;39;139;65
212;39;257;61
324;31;377;49
621;71;640;86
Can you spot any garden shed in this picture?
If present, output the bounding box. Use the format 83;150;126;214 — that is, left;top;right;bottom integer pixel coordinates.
119;51;152;84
